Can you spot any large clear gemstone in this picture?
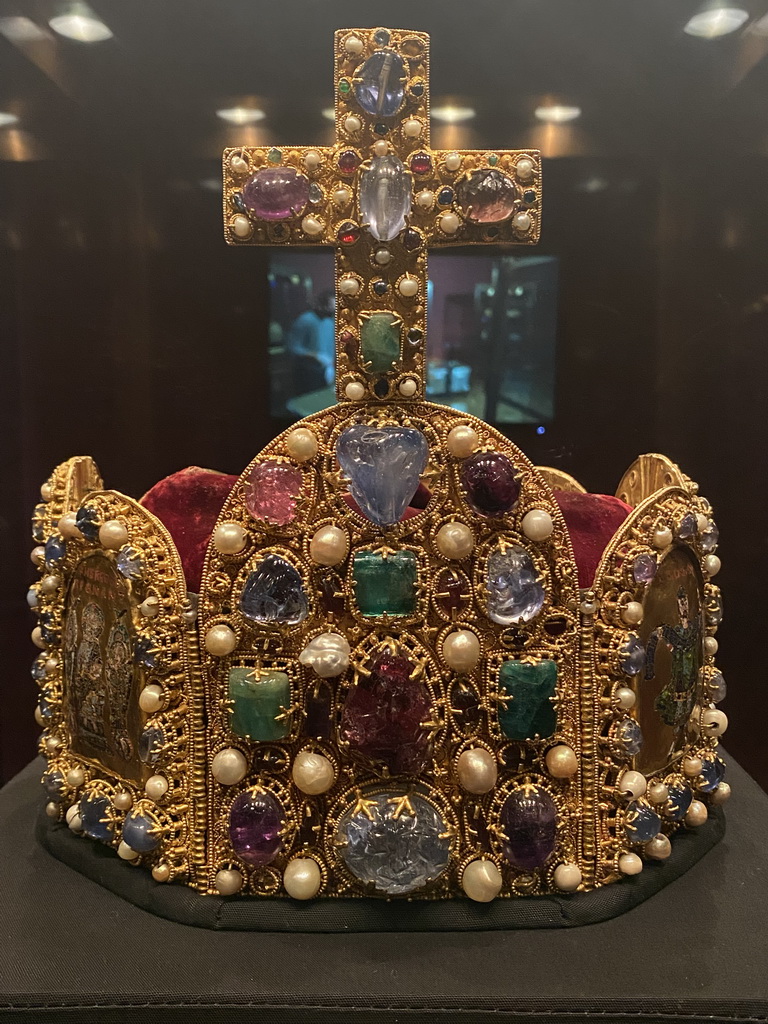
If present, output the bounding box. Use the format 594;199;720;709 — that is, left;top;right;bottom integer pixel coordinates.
359;154;412;241
337;790;450;895
337;425;428;526
354;50;406;117
485;545;545;625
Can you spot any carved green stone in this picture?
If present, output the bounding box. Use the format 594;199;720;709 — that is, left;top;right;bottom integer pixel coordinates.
352;550;417;617
228;667;291;740
360;313;400;374
497;659;557;740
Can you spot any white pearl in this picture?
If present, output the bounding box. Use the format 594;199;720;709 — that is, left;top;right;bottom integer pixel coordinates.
344;115;361;134
44;737;60;756
41;574;60;594
292;750;335;794
444;152;462;172
344;34;364;55
339;276;360;296
333;186;352;207
373;140;389;156
618;852;643;875
139;595;160;618
113;791;133;811
26;588;38;609
374;248;392;265
546;744;578;778
302;215;323;237
286;427;318;462
701;708;728;737
513;211;532;232
345;381;365;401
32;627;46;649
456;747;497;793
404;118;423;138
299;633;350;678
696;513;709;533
704;636;719;656
653;527;673;549
462;858;503;902
622;601;644;625
436;521;474;559
310;525;348;566
229;154;249;175
45;655;59;672
303;150;321;170
439;212;460;234
416;190;435;209
34;705;45;726
118;840;139;861
232;215;253;239
152;863;171;882
215;868;244;895
284;857;322;899
648;783;669;805
704;554;721;577
645;834;672;860
711;782;731;805
685;800;708;827
684;756;702;777
516;157;534;181
442;629;481;673
66;804;82;832
617;770;647;799
45;801;60;819
31;546;45;567
99;520;129;550
447;424;479;458
139;684;164;714
398;276;419;297
145;775;169;800
66;768;84;788
40;481;53;501
213;522;247;555
579;599;598;615
58;512;81;539
554;863;582;892
212;747;248;786
205;624;237;656
522;509;554;541
399;377;418;397
616;686;636;710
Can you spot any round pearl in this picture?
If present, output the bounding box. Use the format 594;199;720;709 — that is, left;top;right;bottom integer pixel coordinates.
152;863;171;882
118;840;139;860
653;527;673;549
513;211;532;232
284;857;322;900
617;770;647;799
416;190;435;209
554;863;582;892
579;598;599;615
45;801;59;819
215;868;244;895
302;215;323;237
205;624;236;656
696;513;709;533
32;627;46;649
442;629;481;673
34;705;45;726
546;744;578;779
516;157;534;181
645;834;672;860
701;708;728;737
66;804;82;832
26;588;38;608
373;140;389;156
31;546;45;567
212;747;248;786
344;115;361;134
436;521;474;559
333;186;352;207
344;34;364;55
66;768;84;788
616;686;637;710
404;118;422;138
648;783;669;805
41;574;61;594
113;791;133;811
456;747;498;794
684;756;702;777
462;858;503;902
58;512;81;539
213;522;247;555
339;276;360;296
229;154;249;174
439;212;460;234
447;424;479;458
99;520;128;550
345;381;365;401
44;735;60;754
303;150;321;170
139;595;160;618
398;276;419;297
45;655;59;672
286;427;318;462
622;601;644;625
704;554;721;577
375;249;392;266
522;509;554;541
444;152;462;172
618;852;643;875
232;215;253;239
685;800;708;827
41;481;53;501
399;378;418;397
711;782;731;805
145;774;169;800
310;525;348;566
704;636;719;656
292;750;335;795
139;684;164;714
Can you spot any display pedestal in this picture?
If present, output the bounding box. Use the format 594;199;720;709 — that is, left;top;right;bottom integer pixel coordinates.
3;756;767;1023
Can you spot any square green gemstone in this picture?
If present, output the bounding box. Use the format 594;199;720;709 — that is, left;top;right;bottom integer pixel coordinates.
228;667;291;741
352;550;417;617
360;313;401;374
267;147;282;164
497;659;557;741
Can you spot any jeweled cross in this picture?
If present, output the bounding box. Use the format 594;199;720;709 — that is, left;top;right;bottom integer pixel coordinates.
223;27;541;404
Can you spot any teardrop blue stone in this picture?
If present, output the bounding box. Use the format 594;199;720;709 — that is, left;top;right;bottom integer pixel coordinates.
240;554;308;625
354;50;406;117
337;425;429;526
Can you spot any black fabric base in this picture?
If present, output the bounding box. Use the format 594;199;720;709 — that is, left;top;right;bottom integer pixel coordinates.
36;786;725;931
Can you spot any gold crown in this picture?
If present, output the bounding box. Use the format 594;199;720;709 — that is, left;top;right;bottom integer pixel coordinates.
28;28;730;904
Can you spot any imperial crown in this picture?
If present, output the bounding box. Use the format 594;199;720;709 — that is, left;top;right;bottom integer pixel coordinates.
29;27;729;905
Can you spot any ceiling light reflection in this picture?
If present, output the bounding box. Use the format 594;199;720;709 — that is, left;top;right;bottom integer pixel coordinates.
432;105;476;123
49;4;113;43
684;7;749;38
322;107;336;122
535;104;582;123
0;112;20;128
216;107;265;125
0;16;48;42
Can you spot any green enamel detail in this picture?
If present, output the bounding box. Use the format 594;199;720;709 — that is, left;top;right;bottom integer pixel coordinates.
228;667;291;741
267;147;282;164
360;313;400;374
352;550;417;617
497;659;557;740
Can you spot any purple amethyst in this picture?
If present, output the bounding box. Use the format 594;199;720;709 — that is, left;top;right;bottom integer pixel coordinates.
228;789;284;867
632;553;657;584
242;167;310;221
461;451;520;517
499;786;557;871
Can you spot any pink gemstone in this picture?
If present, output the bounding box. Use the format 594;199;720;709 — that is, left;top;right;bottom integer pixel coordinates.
458;169;517;223
246;461;302;525
242;167;310;221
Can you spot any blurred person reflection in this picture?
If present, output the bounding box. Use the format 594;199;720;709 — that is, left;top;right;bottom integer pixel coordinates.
287;289;336;390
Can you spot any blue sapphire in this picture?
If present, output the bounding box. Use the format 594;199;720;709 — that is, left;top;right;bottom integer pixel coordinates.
42;770;65;801
75;506;100;541
677;513;697;540
664;782;693;821
486;545;545;625
523;189;537;205
31;657;47;681
437;187;454;206
134;636;160;669
617;718;643;755
38;611;59;645
116;545;143;580
139;724;166;765
38;693;53;720
624;801;661;842
44;534;66;567
373;28;390;45
354;50;406;118
122;812;161;853
698;757;726;792
240;554;308;625
620;635;645;676
710;671;727;703
80;794;113;841
337;425;429;527
231;191;246;213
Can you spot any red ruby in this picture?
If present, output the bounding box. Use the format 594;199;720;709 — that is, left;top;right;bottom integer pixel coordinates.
410;152;432;175
337;149;360;174
337;221;360;244
434;568;471;617
317;571;345;616
340;330;357;360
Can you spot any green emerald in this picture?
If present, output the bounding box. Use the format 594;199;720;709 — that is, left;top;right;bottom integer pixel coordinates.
339;79;351;95
497;659;557;740
487;153;499;166
360;313;400;374
353;550;417;617
228;667;291;741
267;148;282;164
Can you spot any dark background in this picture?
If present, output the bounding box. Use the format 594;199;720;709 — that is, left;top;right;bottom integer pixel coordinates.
1;0;766;789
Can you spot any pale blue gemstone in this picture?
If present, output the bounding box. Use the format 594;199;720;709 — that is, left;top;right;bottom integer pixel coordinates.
44;534;66;566
625;801;660;842
337;425;429;527
240;554;308;625
338;791;450;895
116;545;143;580
354;50;406;118
122;812;160;853
485;545;545;625
663;782;692;821
698;757;726;792
620;635;645;676
360;154;412;241
618;718;643;755
80;794;113;841
710;671;727;703
139;724;166;765
26;588;39;609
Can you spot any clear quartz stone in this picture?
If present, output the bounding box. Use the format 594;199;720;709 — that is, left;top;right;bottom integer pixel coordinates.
485;545;545;625
359;154;412;242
